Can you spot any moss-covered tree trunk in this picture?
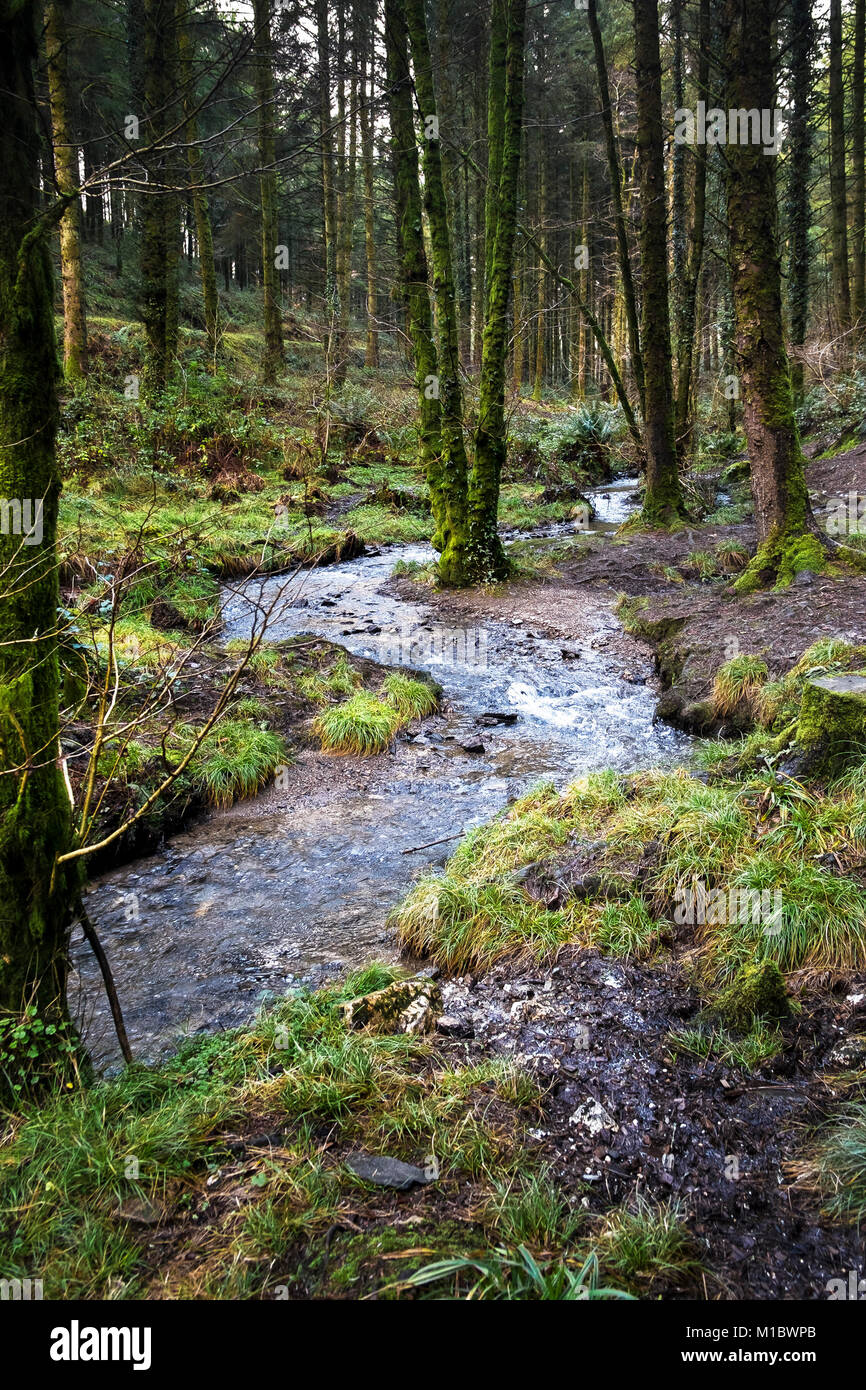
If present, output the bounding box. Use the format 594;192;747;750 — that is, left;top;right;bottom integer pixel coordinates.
466;0;526;582
404;0;469;583
333;0;357;386
829;0;851;336
531;137;546;402
359;1;379;369
722;0;820;590
177;0;220;364
673;0;709;460
634;0;684;524
44;0;88;384
317;0;338;378
0;0;78;1035
253;0;284;383
853;0;866;327
140;0;180;395
588;0;644;418
385;0;467;584
785;0;814;403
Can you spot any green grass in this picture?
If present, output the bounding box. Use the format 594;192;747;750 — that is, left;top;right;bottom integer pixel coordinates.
314;690;402;755
382;672;440;720
801;1104;866;1224
183;720;288;807
666;1020;784;1071
597;1197;701;1291
712;655;769;719
314;676;438;754
0;966;552;1300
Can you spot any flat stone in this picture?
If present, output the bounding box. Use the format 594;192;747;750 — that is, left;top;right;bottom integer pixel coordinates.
345;1152;433;1189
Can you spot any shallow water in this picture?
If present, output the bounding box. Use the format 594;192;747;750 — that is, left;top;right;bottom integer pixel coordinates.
72;480;690;1067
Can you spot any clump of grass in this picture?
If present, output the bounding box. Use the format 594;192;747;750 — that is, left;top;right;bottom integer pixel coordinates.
615;592;650;633
298;653;361;704
382;672;439;720
314;674;438;754
593;896;659;959
798;1104;866;1224
314;690;401;755
711;654;769;719
185;720;288;807
487;1168;583;1249
667;1020;783;1070
597;1196;700;1290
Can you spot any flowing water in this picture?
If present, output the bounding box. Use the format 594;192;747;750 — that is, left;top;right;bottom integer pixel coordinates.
72;479;691;1067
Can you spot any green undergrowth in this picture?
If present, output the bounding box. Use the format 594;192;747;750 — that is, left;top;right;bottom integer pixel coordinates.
390;763;866;979
0;965;693;1300
314;675;439;754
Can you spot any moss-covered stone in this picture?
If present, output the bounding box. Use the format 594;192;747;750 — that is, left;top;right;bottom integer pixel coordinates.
339;977;442;1034
795;673;866;772
714;960;790;1030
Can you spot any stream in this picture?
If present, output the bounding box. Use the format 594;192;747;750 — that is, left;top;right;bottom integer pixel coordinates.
71;478;691;1067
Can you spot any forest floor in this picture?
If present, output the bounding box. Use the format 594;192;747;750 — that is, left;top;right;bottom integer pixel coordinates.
5;303;866;1298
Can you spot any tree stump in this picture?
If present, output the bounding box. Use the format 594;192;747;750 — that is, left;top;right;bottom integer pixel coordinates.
796;674;866;771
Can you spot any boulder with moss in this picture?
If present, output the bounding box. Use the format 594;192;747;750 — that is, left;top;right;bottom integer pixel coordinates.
795;674;866;773
339;977;442;1034
714;961;790;1031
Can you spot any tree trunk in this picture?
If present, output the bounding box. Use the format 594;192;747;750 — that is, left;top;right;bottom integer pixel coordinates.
318;0;338;378
140;0;180;395
634;0;683;523
588;0;644;418
177;1;220;364
829;0;851;335
785;0;814;402
673;0;709;459
853;0;865;326
359;1;379;368
403;0;469;582
44;0;88;383
253;0;284;382
531;140;546;401
722;0;819;590
385;0;468;584
467;0;527;581
0;0;78;1052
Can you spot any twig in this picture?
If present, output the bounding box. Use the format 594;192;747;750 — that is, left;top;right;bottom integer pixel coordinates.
401;831;466;855
76;899;133;1065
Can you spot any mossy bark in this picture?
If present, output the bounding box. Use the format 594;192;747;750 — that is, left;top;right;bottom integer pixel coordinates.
722;0;820;592
333;0;357;387
853;0;866;326
404;0;469;583
253;0;284;384
829;0;851;334
784;0;814;403
317;0;338;378
467;0;527;583
673;0;709;459
0;0;79;1030
634;0;685;525
44;0;88;383
796;675;866;773
384;0;466;585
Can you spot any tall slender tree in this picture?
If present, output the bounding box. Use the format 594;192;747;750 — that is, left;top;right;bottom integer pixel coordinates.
45;0;88;383
0;0;78;1048
467;0;527;581
828;0;851;335
722;0;820;589
633;0;683;523
253;0;284;382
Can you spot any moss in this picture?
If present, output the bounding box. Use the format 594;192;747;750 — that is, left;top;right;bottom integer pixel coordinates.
713;960;790;1030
